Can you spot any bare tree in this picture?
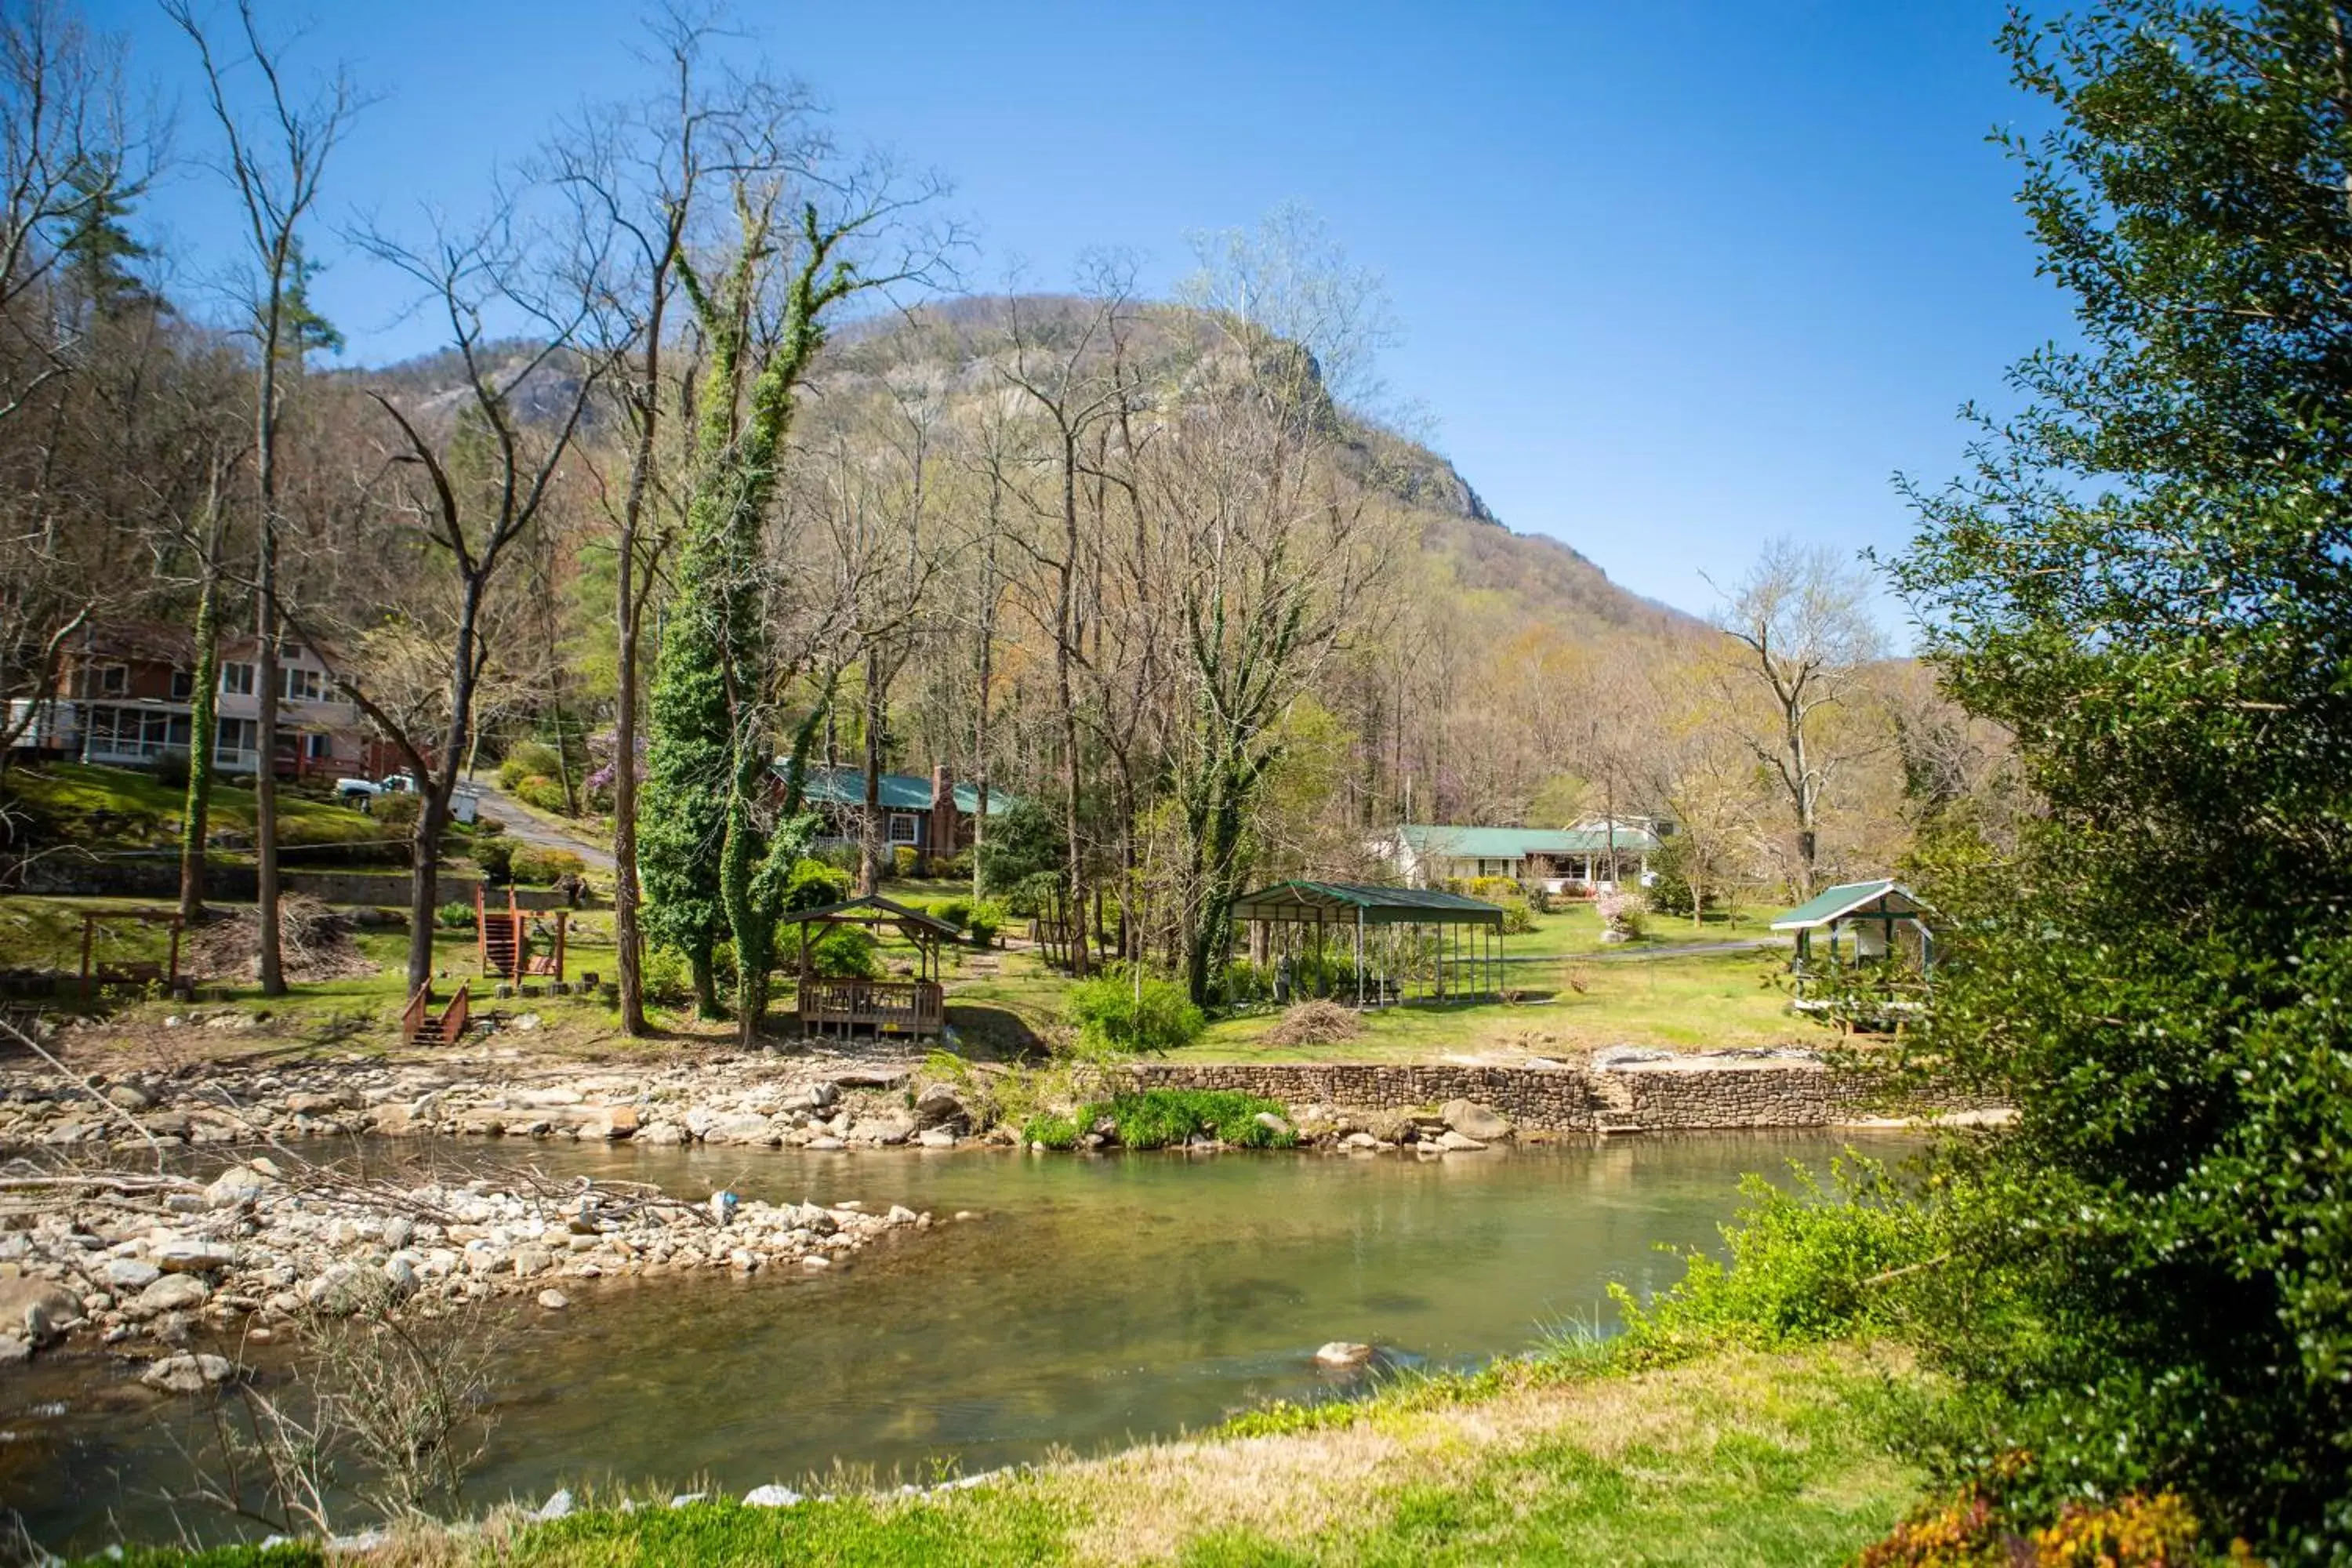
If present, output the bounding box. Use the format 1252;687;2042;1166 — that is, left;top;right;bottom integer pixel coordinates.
305;201;614;995
1711;538;1885;897
166;0;358;995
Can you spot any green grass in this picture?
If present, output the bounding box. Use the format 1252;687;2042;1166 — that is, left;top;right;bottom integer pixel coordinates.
4;762;392;851
1024;1087;1298;1149
1500;902;1785;963
1178;948;1820;1062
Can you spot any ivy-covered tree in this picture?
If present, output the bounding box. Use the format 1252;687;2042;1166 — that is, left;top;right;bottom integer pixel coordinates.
1893;3;2352;1552
641;154;945;1042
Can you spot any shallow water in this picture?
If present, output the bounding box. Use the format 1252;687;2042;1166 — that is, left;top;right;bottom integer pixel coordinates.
5;1131;1917;1551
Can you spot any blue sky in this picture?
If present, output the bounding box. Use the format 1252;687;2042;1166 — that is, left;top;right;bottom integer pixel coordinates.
89;0;2063;630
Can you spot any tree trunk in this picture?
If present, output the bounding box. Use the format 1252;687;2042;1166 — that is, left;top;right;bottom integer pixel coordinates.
177;552;221;927
612;550;647;1032
858;643;885;895
1054;432;1088;976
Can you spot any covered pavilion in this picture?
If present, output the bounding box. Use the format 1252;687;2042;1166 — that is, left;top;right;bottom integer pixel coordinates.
1770;878;1933;1014
1229;881;1507;1007
779;895;963;1039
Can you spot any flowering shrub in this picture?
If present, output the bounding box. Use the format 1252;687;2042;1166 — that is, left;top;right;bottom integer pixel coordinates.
1858;1484;2258;1567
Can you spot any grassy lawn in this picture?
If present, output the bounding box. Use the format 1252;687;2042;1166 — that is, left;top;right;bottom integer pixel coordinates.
127;1341;1916;1566
1502;902;1786;963
1180;947;1820;1062
3;762;391;851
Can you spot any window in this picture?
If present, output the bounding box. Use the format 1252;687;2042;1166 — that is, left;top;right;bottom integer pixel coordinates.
216;717;257;761
169;670;194;701
221;662;254;697
280;666;323;702
887;814;922;846
304;732;331;760
97;664;126;696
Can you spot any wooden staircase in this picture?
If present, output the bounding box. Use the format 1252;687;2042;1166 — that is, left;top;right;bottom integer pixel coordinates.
401;981;470;1047
477;884;524;980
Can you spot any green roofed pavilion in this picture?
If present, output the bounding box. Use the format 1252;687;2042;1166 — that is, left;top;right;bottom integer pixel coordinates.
1228;880;1508;1009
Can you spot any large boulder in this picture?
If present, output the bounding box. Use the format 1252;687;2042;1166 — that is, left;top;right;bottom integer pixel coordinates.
850;1116;916;1147
1439;1099;1514;1142
141;1352;240;1394
0;1280;82;1342
205;1164;272;1210
702;1112;779;1147
912;1084;971;1131
137;1273;212;1315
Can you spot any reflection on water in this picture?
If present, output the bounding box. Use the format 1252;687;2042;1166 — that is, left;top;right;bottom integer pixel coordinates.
5;1131;1918;1552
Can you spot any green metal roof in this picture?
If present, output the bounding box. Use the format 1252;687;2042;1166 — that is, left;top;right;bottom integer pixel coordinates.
1395;822;1661;858
1771;879;1927;931
774;762;1014;816
1231;880;1505;927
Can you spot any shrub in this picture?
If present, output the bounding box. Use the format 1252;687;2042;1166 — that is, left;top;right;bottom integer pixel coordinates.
891;843;920;880
1021;1112;1080;1149
1497;898;1537;935
1610;1156;1942;1366
1060;1088;1296;1149
1063;975;1206;1055
1263;998;1363;1047
1595;890;1645;942
930;897;971;932
1466;875;1520;904
640;943;696;1006
977;795;1065;894
805;924;880;980
811;841;860;873
783;858;852;913
497;740;563;791
435;902;473;931
473;835;518;880
513;773;572;815
1004;869;1063;919
1857;1484;2222;1568
376;792;422;832
147;750;192;790
510;846;586;885
964;901;1004;947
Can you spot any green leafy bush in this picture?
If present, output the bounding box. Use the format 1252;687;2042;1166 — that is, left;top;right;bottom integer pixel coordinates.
1497;898;1537;935
375;792;422;831
783;858;852;913
964;901;1004;947
435;901;473;930
497;740;563;791
1610;1156;1943;1367
977;795;1065;895
930;897;971;932
1063;975;1205;1054
805;924;879;979
1045;1088;1295;1150
1466;875;1520;903
1003;869;1062;919
472;835;519;880
891;843;920;879
510;846;586;885
1021;1111;1080;1149
514;773;572;814
640;943;696;1006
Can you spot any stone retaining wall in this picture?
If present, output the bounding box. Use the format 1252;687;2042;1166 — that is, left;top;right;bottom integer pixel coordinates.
1118;1058;1910;1134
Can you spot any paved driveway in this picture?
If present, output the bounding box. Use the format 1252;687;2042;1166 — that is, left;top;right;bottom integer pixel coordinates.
466;779;617;872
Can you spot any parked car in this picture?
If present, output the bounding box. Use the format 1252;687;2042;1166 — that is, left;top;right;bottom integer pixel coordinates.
336;772;417;806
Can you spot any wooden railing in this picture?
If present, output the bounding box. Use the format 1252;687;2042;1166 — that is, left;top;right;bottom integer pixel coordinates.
401;983;431;1044
440;982;470;1040
797;978;945;1036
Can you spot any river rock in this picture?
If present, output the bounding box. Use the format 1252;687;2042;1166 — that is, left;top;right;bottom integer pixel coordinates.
916;1129;956;1149
137;1273;211;1314
537;1289;569;1310
154;1239;235;1273
104;1258;162;1292
104;1083;153;1112
1436;1131;1488;1152
510;1246;554;1279
636;1122;686;1145
581;1105;638;1140
205;1165;271;1209
912;1084;970;1131
0;1280;82;1340
382;1257;418;1299
851;1116;915;1146
829;1069;907;1091
806;1136;846;1151
535;1490;575;1522
1439;1100;1513;1142
1313;1341;1374;1367
142;1352;238;1393
744;1484;802;1507
1253;1111;1295;1141
1341;1131;1380;1151
702;1112;778;1146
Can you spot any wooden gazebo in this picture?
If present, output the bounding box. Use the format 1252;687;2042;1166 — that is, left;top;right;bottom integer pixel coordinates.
1229;881;1508;1008
1771;878;1934;1016
779;895;962;1040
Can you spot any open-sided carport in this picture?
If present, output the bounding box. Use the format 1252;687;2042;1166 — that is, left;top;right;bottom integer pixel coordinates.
1228;880;1507;1008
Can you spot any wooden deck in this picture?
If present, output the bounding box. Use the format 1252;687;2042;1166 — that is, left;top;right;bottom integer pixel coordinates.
796;978;946;1036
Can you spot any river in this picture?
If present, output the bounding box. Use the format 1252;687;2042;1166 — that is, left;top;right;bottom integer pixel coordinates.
4;1131;1918;1552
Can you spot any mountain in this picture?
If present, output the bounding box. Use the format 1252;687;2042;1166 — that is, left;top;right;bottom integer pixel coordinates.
354;295;1695;640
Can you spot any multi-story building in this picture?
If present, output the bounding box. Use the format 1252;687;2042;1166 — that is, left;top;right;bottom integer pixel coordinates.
7;621;392;779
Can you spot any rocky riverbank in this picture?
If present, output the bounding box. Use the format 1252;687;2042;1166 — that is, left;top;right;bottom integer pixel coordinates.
0;1154;941;1376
